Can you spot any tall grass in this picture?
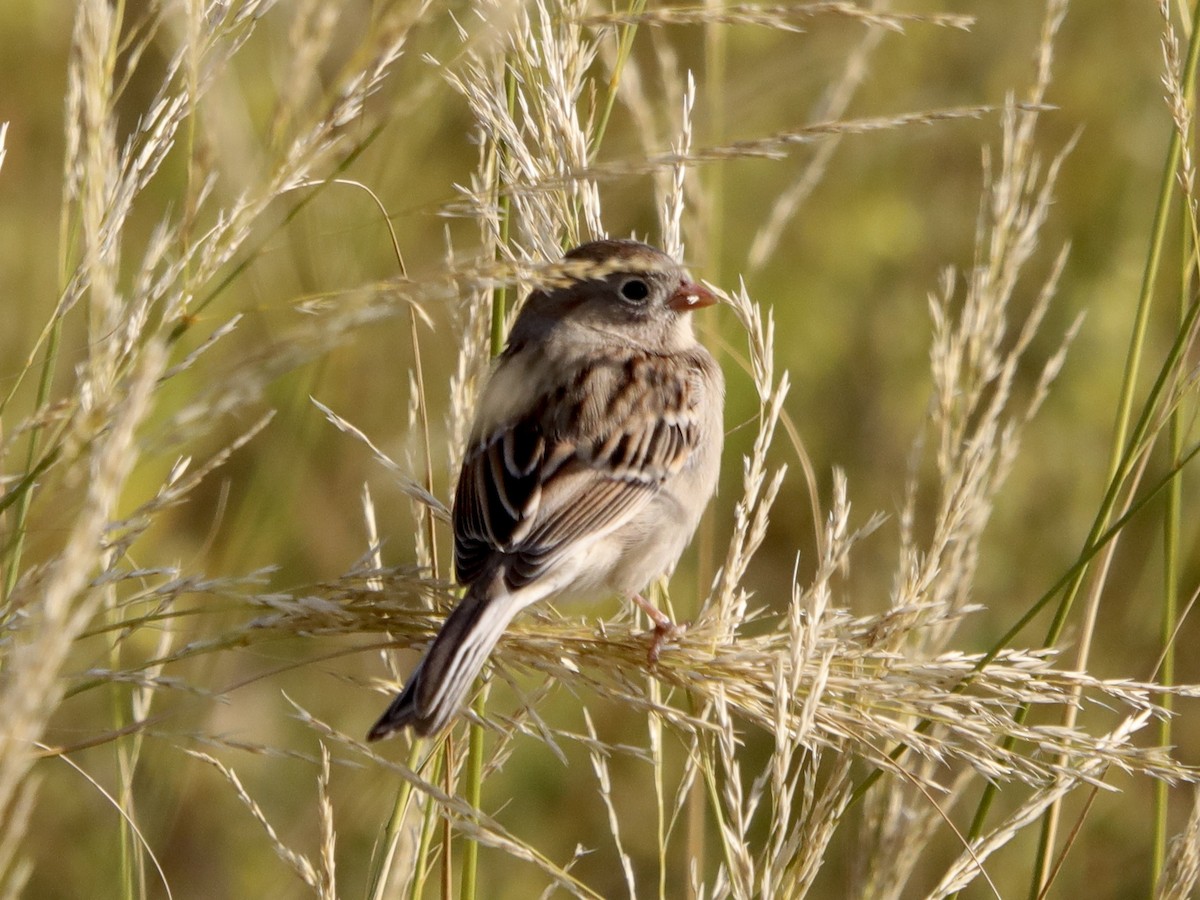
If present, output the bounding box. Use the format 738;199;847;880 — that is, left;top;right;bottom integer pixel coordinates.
1;0;1199;897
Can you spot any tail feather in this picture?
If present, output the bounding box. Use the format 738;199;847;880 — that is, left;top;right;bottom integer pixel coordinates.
366;580;519;740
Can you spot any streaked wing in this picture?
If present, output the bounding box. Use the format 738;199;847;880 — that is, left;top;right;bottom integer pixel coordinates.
453;349;707;591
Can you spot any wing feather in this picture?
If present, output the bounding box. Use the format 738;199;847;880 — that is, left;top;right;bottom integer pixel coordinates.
453;347;711;592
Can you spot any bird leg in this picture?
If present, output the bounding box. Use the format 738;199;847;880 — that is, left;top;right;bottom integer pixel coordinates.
631;592;683;664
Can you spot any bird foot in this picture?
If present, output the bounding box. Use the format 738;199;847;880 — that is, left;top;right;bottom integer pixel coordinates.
646;618;688;665
631;593;685;664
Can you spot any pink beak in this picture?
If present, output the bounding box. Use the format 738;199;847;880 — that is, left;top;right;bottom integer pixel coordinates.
668;280;717;312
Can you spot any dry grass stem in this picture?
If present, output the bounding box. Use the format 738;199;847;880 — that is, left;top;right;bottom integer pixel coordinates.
580;4;974;34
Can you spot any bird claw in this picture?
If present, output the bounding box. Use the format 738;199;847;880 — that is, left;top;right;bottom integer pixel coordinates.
646;619;687;665
631;592;688;664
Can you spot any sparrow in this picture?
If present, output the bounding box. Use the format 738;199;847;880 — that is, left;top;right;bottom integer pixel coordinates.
367;239;724;739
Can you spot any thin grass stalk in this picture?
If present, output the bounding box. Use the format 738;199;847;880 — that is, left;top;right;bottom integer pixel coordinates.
408;753;436;900
461;698;485;900
0;0;116;595
1021;8;1200;884
1107;0;1200;485
1154;192;1191;897
699;735;736;894
703;0;727;276
685;772;704;900
441;737;454;898
682;688;708;900
1031;5;1200;888
368;181;445;900
600;0;648;157
1155;3;1200;886
1028;0;1200;656
180;0;200;280
649;676;668;899
12;0;128;592
1031;784;1101;900
122;5;184;883
1;322;61;601
489;66;518;355
116;624;173;900
692;0;729;632
1155;394;1183;888
369;738;426;899
410;748;443;900
392;220;438;584
116;11;204;890
959;34;1200;854
583;710;636;896
591;0;648;158
460;61;520;900
692;5;730;888
113;644;135;900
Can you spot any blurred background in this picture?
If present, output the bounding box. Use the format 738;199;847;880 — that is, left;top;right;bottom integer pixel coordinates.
0;1;1196;897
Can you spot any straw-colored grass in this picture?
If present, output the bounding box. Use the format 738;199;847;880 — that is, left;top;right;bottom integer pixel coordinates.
1;1;1199;897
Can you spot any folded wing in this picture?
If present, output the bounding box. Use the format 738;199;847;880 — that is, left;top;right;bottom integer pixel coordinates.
453;349;707;592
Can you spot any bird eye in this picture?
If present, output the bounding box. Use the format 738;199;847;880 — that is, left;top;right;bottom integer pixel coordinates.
619;278;650;302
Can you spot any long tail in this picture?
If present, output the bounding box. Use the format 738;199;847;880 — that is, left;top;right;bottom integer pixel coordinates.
367;577;519;740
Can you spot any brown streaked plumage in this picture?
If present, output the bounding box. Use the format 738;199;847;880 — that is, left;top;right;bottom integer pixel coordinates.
367;239;724;739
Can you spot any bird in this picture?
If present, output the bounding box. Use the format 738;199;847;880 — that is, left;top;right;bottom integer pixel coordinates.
366;239;724;740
